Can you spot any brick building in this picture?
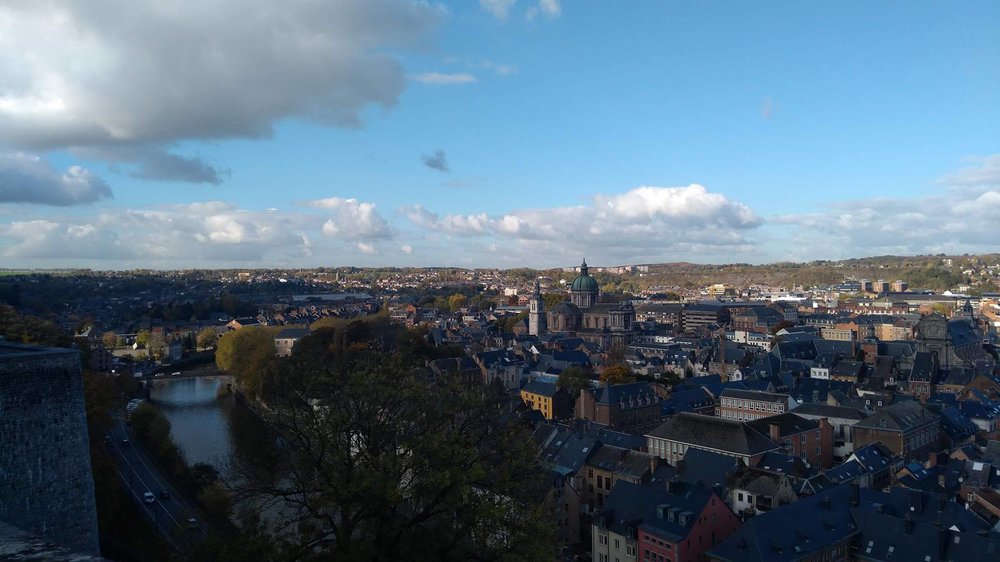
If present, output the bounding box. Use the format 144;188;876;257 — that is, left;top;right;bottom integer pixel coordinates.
577;381;663;434
715;388;794;422
852;401;940;460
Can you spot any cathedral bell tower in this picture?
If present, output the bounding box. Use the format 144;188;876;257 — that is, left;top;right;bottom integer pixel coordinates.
528;278;547;336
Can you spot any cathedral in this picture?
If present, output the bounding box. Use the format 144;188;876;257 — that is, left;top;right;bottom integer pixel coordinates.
531;259;636;348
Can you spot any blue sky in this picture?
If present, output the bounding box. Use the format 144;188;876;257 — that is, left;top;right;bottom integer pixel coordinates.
0;1;998;269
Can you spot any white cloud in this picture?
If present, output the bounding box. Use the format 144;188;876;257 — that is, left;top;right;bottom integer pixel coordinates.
401;184;762;263
0;152;112;205
0;1;442;181
400;244;413;254
527;0;560;20
480;0;516;20
309;197;392;239
939;154;1000;187
410;72;477;85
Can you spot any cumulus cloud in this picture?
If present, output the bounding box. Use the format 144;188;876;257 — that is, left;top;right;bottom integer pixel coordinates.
401;184;761;262
421;149;450;172
410;72;477;85
400;244;413;254
939;154;1000;187
0;152;112;205
0;1;442;179
308;197;392;239
480;0;516;20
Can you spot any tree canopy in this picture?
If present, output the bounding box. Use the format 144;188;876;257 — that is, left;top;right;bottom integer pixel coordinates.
228;326;554;561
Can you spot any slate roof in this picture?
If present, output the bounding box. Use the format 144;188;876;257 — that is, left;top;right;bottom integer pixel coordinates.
854;400;938;432
720;388;789;403
274;327;311;339
597;480;717;543
747;412;820;438
646;412;779;457
675;448;744;490
849;443;899;474
851;509;1000;562
661;386;715;416
708;485;859;562
792;402;866;421
825;459;868;484
755;452;810;477
910;351;938;382
586;445;655;479
591;381;659;406
521;379;558;397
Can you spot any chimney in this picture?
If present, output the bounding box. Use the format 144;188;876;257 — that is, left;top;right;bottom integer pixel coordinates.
769;422;782;443
904;514;915;535
927;452;938;468
649;456;659;475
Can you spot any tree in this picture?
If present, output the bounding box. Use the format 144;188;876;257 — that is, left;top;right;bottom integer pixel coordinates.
599;363;634;385
231;350;555;561
102;330;118;349
196;327;219;350
447;293;468;312
557;365;592;398
215;326;281;397
542;293;566;309
135;329;151;348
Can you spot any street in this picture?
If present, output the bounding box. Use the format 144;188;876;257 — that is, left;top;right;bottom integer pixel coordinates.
106;418;207;548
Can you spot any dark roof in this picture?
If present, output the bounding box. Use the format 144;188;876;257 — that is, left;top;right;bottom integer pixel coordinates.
708;485;859;562
747;412;820;438
855;400;939;432
591;381;659;406
755;452;810;477
676;448;743;489
720;388;789;403
275;327;311;339
521;380;558;397
792;402;866;421
851;508;1000;562
586;445;654;479
598;480;718;543
646;412;779;457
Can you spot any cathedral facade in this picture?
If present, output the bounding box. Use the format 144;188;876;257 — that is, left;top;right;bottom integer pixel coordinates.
545;259;635;348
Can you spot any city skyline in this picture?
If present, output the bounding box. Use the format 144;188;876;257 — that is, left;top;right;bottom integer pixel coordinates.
0;1;998;269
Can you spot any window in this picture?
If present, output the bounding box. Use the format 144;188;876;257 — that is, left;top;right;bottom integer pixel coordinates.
627;545;636;556
599;534;608;545
597;475;604;488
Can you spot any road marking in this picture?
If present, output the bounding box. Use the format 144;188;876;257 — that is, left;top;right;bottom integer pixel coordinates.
109;426;184;530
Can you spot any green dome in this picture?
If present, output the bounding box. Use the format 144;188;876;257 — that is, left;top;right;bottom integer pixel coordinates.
570;259;598;292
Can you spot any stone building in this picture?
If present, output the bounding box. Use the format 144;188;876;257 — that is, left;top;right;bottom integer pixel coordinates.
0;343;99;555
547;259;636;348
576;380;662;434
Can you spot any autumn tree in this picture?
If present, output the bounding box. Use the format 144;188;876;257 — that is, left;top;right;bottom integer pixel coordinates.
599;363;635;385
542;293;566;309
215;326;281;397
448;293;468;312
196;326;219;350
102;330;118;349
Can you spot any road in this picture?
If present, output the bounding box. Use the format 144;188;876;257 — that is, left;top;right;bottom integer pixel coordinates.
106;418;206;547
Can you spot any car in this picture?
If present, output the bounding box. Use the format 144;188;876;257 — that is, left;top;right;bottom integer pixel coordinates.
171;371;181;376
143;492;155;504
121;438;130;447
186;517;199;529
159;490;170;500
103;433;111;443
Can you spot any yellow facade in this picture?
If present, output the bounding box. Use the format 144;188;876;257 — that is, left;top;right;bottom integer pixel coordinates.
520;389;554;419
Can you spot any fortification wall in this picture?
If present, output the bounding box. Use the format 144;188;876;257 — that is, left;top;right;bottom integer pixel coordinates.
0;343;100;554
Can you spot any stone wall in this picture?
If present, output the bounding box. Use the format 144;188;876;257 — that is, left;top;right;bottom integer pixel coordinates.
0;343;100;554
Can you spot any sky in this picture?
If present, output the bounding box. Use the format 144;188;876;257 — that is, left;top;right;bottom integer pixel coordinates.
0;1;998;270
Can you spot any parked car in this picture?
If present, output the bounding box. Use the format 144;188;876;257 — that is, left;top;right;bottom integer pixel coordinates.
143;492;155;504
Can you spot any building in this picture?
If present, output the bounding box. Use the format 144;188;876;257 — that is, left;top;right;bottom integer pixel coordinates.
547;259;636;348
852;401;940;460
577;381;663;434
592;480;740;562
646;412;780;466
273;326;311;357
528;278;546;336
520;380;572;420
0;343;99;554
716;389;795;421
583;445;659;513
747;412;834;468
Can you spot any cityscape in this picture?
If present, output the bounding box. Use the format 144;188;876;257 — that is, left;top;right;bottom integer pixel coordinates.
2;2;1000;562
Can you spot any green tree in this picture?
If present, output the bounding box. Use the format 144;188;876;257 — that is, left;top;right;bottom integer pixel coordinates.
557;365;593;398
215;326;281;397
196;326;219;350
231;351;555;561
135;329;151;348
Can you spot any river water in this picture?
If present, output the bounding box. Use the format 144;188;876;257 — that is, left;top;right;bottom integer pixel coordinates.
149;377;236;468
